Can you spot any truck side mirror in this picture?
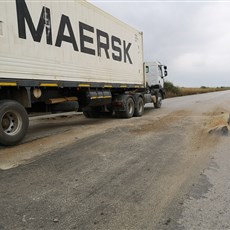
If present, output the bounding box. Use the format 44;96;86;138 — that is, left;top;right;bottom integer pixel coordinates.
163;66;167;77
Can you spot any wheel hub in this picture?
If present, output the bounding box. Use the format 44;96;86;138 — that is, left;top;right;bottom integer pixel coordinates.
1;111;21;135
2;116;10;130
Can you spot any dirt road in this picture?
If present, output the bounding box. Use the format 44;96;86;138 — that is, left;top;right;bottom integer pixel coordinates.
0;91;230;230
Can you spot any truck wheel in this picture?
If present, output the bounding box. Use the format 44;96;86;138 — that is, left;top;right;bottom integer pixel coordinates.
154;92;162;109
121;97;135;118
134;97;144;117
0;100;29;146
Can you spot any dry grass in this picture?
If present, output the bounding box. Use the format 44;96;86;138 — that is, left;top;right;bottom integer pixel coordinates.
166;87;230;98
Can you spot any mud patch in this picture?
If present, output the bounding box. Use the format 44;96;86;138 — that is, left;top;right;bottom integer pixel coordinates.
203;111;230;137
208;125;229;136
202;108;229;117
131;110;192;135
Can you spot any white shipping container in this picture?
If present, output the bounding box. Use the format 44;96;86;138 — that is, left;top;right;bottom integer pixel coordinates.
0;0;144;86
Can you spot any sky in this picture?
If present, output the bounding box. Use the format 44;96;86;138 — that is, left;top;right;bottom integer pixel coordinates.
89;0;230;87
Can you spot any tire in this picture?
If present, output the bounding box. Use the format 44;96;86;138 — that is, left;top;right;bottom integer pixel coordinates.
154;92;162;109
0;100;29;146
134;97;144;117
121;97;135;118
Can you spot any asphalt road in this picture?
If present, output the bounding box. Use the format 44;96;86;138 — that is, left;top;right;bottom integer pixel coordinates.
0;91;230;230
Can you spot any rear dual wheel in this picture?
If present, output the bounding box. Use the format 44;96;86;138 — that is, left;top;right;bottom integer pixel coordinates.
117;96;144;118
0;100;29;146
134;97;144;117
120;97;135;118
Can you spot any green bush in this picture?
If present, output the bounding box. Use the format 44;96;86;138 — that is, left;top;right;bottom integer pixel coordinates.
164;81;181;97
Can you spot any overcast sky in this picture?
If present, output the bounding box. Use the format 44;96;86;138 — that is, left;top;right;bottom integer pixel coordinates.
89;0;230;87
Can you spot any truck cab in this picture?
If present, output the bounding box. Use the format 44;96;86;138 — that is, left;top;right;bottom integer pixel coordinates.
144;61;168;108
145;61;168;89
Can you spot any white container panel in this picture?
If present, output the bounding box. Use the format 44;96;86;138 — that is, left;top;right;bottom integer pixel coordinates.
0;0;144;85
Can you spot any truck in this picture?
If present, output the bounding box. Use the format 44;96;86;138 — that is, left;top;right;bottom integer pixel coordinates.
0;0;167;146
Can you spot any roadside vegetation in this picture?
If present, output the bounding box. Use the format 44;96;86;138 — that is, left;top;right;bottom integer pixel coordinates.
164;81;230;98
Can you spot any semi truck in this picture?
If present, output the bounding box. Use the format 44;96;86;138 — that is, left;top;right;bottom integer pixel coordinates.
0;0;167;146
